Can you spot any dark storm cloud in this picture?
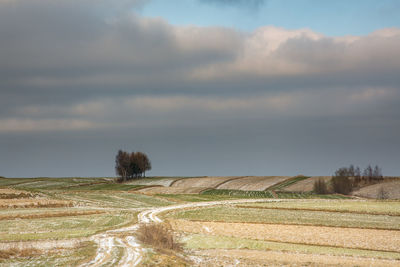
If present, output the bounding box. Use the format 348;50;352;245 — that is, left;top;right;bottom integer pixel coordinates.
0;0;399;176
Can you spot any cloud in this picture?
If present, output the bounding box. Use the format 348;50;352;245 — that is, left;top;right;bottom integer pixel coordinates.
0;0;399;135
199;0;266;9
0;118;104;132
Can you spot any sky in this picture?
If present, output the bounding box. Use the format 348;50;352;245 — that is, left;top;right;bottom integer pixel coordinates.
0;0;399;177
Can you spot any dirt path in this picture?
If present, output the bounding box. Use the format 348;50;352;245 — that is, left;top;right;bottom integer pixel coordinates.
82;198;281;267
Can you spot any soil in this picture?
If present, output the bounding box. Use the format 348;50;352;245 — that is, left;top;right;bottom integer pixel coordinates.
169;220;400;252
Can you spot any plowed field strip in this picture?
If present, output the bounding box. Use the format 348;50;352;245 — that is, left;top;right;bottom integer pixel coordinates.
180;219;400;231
235;205;400;216
169;220;400;252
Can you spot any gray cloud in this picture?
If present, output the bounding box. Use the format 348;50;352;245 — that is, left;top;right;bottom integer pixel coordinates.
0;0;399;177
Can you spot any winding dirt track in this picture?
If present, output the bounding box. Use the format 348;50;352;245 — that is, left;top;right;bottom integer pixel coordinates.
82;198;281;267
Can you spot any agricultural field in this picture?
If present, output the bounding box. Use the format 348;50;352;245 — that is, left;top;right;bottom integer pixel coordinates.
0;176;399;266
164;199;400;266
215;176;290;191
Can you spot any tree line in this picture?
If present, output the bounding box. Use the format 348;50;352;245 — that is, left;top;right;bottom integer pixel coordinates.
115;150;151;182
314;164;383;195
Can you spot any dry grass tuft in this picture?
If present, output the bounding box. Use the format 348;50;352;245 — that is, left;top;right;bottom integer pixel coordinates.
137;223;182;252
0;248;41;259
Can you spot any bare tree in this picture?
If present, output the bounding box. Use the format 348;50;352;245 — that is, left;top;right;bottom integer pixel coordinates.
373;165;383;180
363;164;373;183
115;150;130;182
313;178;328;194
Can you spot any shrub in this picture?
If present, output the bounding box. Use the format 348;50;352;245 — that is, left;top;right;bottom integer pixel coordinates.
331;175;353;195
0;248;41;259
313;178;328;194
136;223;182;252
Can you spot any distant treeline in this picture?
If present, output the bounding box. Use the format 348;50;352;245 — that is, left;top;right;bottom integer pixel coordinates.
314;164;383;195
115;150;151;182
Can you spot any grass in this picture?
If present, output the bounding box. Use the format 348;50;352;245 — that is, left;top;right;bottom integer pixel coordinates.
183;234;400;260
156;194;240;202
60;191;173;209
0;241;97;267
0;211;137;241
0;210;104;220
59;183;146;191
0;177;119;193
201;189;348;199
237;199;400;215
168;205;400;229
202;189;274;198
267;176;310;191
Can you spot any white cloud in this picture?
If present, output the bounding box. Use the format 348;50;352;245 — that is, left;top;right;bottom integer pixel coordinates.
0;119;103;132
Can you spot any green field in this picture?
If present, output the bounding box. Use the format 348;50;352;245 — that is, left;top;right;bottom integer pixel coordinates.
201;189;348;199
167;204;400;229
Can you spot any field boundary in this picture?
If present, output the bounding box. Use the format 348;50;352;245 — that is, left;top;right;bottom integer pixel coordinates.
214;176;249;189
234;205;400;216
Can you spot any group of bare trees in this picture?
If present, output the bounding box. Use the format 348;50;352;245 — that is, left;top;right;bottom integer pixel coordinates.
331;164;383;194
115;150;151;182
314;164;383;195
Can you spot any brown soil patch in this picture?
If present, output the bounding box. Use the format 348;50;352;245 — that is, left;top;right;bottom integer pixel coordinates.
283;176;331;192
195;249;400;267
352;181;400;199
216;176;289;191
0;198;73;208
170;220;400;252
